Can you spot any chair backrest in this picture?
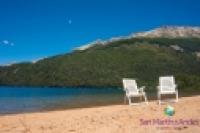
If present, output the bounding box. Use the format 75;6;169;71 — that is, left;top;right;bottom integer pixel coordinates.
159;76;175;92
122;78;139;94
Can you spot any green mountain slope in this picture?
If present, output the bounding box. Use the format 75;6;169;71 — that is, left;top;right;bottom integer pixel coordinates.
0;38;200;90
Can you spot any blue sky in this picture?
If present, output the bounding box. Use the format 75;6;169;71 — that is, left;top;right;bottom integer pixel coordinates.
0;0;199;65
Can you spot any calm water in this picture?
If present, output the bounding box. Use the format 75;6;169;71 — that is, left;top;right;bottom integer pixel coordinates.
0;86;124;114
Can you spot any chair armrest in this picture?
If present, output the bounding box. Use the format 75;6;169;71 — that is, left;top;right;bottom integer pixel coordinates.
171;84;177;91
175;84;177;88
123;88;129;95
175;84;178;91
157;86;161;91
139;86;145;93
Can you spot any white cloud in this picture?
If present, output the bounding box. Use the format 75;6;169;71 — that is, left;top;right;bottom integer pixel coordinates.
68;19;72;24
10;42;14;46
3;40;9;44
0;40;14;46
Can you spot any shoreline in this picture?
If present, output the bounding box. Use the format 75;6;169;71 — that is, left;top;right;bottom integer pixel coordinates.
0;94;200;116
0;95;199;133
0;84;121;89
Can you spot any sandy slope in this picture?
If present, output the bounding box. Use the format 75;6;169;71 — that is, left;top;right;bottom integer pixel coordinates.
0;96;199;133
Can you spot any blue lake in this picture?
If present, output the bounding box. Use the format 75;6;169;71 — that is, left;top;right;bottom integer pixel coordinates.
0;86;124;114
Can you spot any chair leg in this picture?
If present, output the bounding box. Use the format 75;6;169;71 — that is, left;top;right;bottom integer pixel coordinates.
158;93;161;105
140;95;142;101
176;91;178;102
128;97;132;105
144;94;148;105
145;96;148;105
124;95;127;104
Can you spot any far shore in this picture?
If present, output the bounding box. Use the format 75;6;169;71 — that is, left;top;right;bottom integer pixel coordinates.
0;95;199;133
0;84;122;89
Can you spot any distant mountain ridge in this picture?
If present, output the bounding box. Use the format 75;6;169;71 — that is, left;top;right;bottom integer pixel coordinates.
133;26;200;38
75;26;200;51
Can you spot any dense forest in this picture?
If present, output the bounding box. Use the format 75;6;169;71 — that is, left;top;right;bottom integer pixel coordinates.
0;38;200;91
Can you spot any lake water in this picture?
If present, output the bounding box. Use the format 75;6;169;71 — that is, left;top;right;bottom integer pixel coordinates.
0;86;124;114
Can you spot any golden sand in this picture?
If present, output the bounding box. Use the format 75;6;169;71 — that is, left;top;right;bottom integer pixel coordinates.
0;96;199;133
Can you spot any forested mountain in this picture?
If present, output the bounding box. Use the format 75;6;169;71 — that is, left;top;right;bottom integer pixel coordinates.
1;27;200;90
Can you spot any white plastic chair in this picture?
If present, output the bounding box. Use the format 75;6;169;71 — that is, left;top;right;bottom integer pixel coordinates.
157;76;178;104
122;78;148;105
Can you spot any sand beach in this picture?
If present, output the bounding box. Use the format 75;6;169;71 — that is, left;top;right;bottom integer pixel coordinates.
0;96;199;133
